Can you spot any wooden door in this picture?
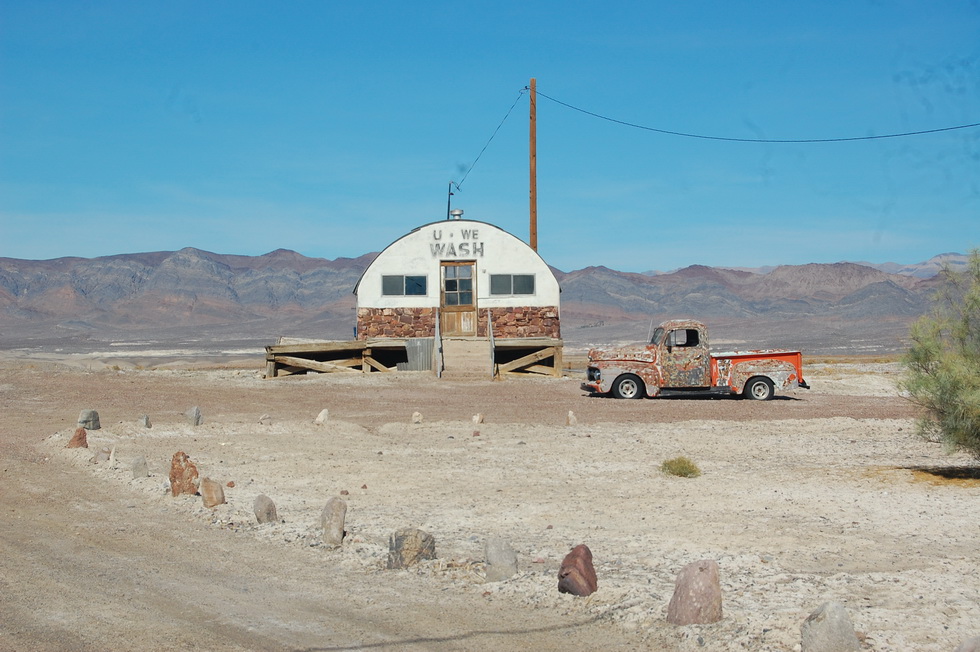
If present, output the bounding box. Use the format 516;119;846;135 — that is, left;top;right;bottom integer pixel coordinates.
440;261;477;336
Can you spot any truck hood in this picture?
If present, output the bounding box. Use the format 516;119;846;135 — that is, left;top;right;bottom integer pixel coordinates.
587;344;658;364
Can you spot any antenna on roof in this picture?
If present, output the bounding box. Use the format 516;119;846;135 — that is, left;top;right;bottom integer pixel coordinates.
446;181;454;220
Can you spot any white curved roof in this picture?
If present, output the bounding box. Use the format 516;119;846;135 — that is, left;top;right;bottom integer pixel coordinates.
354;219;560;309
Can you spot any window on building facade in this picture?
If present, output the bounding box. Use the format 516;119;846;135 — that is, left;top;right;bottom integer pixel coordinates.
382;275;427;296
490;274;535;295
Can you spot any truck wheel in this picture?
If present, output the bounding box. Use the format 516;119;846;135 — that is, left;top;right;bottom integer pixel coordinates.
611;374;644;399
743;377;775;401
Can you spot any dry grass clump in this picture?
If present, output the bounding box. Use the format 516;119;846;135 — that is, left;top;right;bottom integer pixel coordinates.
660;456;701;478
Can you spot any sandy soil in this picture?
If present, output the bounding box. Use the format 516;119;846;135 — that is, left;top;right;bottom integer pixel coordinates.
1;356;978;651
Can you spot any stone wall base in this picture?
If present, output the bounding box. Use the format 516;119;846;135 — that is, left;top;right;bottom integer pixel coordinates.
357;306;560;340
357;307;436;339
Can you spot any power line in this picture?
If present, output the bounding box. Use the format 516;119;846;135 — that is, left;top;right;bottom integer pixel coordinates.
453;88;528;191
533;88;980;143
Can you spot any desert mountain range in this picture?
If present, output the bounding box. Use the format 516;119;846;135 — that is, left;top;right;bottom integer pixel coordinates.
0;249;965;355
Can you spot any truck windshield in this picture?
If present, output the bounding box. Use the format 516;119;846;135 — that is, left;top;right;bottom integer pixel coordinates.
651;327;664;345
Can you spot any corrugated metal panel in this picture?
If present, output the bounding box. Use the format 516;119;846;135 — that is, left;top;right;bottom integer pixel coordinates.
404;337;435;371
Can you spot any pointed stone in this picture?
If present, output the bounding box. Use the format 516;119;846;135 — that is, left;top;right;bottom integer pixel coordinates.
169;451;199;497
558;544;597;596
200;477;225;508
138;415;152;428
67;427;88;449
90;447;111;464
472;413;484;424
484;538;518;582
185;406;203;426
320;497;347;547
667;559;723;625
801;602;860;652
314;409;330;425
131;456;149;479
253;494;278;524
387;528;435;569
411;411;423;424
77;409;100;430
955;636;980;652
566;410;577;426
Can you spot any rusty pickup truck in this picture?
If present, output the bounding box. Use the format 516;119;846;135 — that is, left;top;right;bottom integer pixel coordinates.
581;319;808;400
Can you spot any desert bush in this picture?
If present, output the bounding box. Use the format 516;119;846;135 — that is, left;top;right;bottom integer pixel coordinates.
660;456;701;478
901;249;980;460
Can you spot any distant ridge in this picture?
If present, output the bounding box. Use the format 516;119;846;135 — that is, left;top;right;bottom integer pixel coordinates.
643;252;967;279
0;248;961;354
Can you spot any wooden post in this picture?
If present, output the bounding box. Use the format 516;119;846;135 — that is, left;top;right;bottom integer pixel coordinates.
529;77;537;252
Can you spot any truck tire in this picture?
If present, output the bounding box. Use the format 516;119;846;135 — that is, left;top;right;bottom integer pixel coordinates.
743;376;775;401
611;374;644;399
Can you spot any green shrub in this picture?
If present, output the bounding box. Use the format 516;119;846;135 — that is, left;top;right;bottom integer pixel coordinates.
660;456;701;478
901;249;980;460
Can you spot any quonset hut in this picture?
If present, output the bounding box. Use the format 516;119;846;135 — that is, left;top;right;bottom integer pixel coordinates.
265;216;563;378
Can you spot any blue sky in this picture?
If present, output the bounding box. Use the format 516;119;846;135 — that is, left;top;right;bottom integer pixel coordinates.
1;1;978;272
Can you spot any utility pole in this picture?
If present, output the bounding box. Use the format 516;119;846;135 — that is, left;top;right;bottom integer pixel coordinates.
529;77;538;251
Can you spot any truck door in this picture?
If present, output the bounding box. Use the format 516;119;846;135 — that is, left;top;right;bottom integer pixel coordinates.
661;327;711;388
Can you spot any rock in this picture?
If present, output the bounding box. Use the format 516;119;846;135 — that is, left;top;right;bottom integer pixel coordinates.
955;636;980;652
411;411;423;424
169;451;200;497
472;413;484;424
800;602;860;652
387;527;436;569
258;414;272;425
320;497;347;547
484;538;518;582
253;494;278;524
200;477;225;508
131;456;149;479
67;427;88;449
138;415;152;428
77;409;100;430
666;559;723;625
185;406;203;426
566;410;577;426
90;447;111;464
558;544;597;596
314;408;329;425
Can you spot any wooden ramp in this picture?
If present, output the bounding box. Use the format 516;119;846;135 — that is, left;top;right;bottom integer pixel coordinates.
265;338;426;378
265;336;563;379
493;337;564;377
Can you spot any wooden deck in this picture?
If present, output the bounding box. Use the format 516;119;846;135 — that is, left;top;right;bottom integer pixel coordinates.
265;336;564;379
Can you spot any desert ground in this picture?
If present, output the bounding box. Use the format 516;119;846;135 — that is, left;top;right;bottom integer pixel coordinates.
1;349;978;651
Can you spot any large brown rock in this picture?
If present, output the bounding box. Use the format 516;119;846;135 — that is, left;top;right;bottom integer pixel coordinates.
67;427;88;449
169;451;200;497
558;544;597;596
386;528;436;569
199;477;225;508
666;559;723;625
